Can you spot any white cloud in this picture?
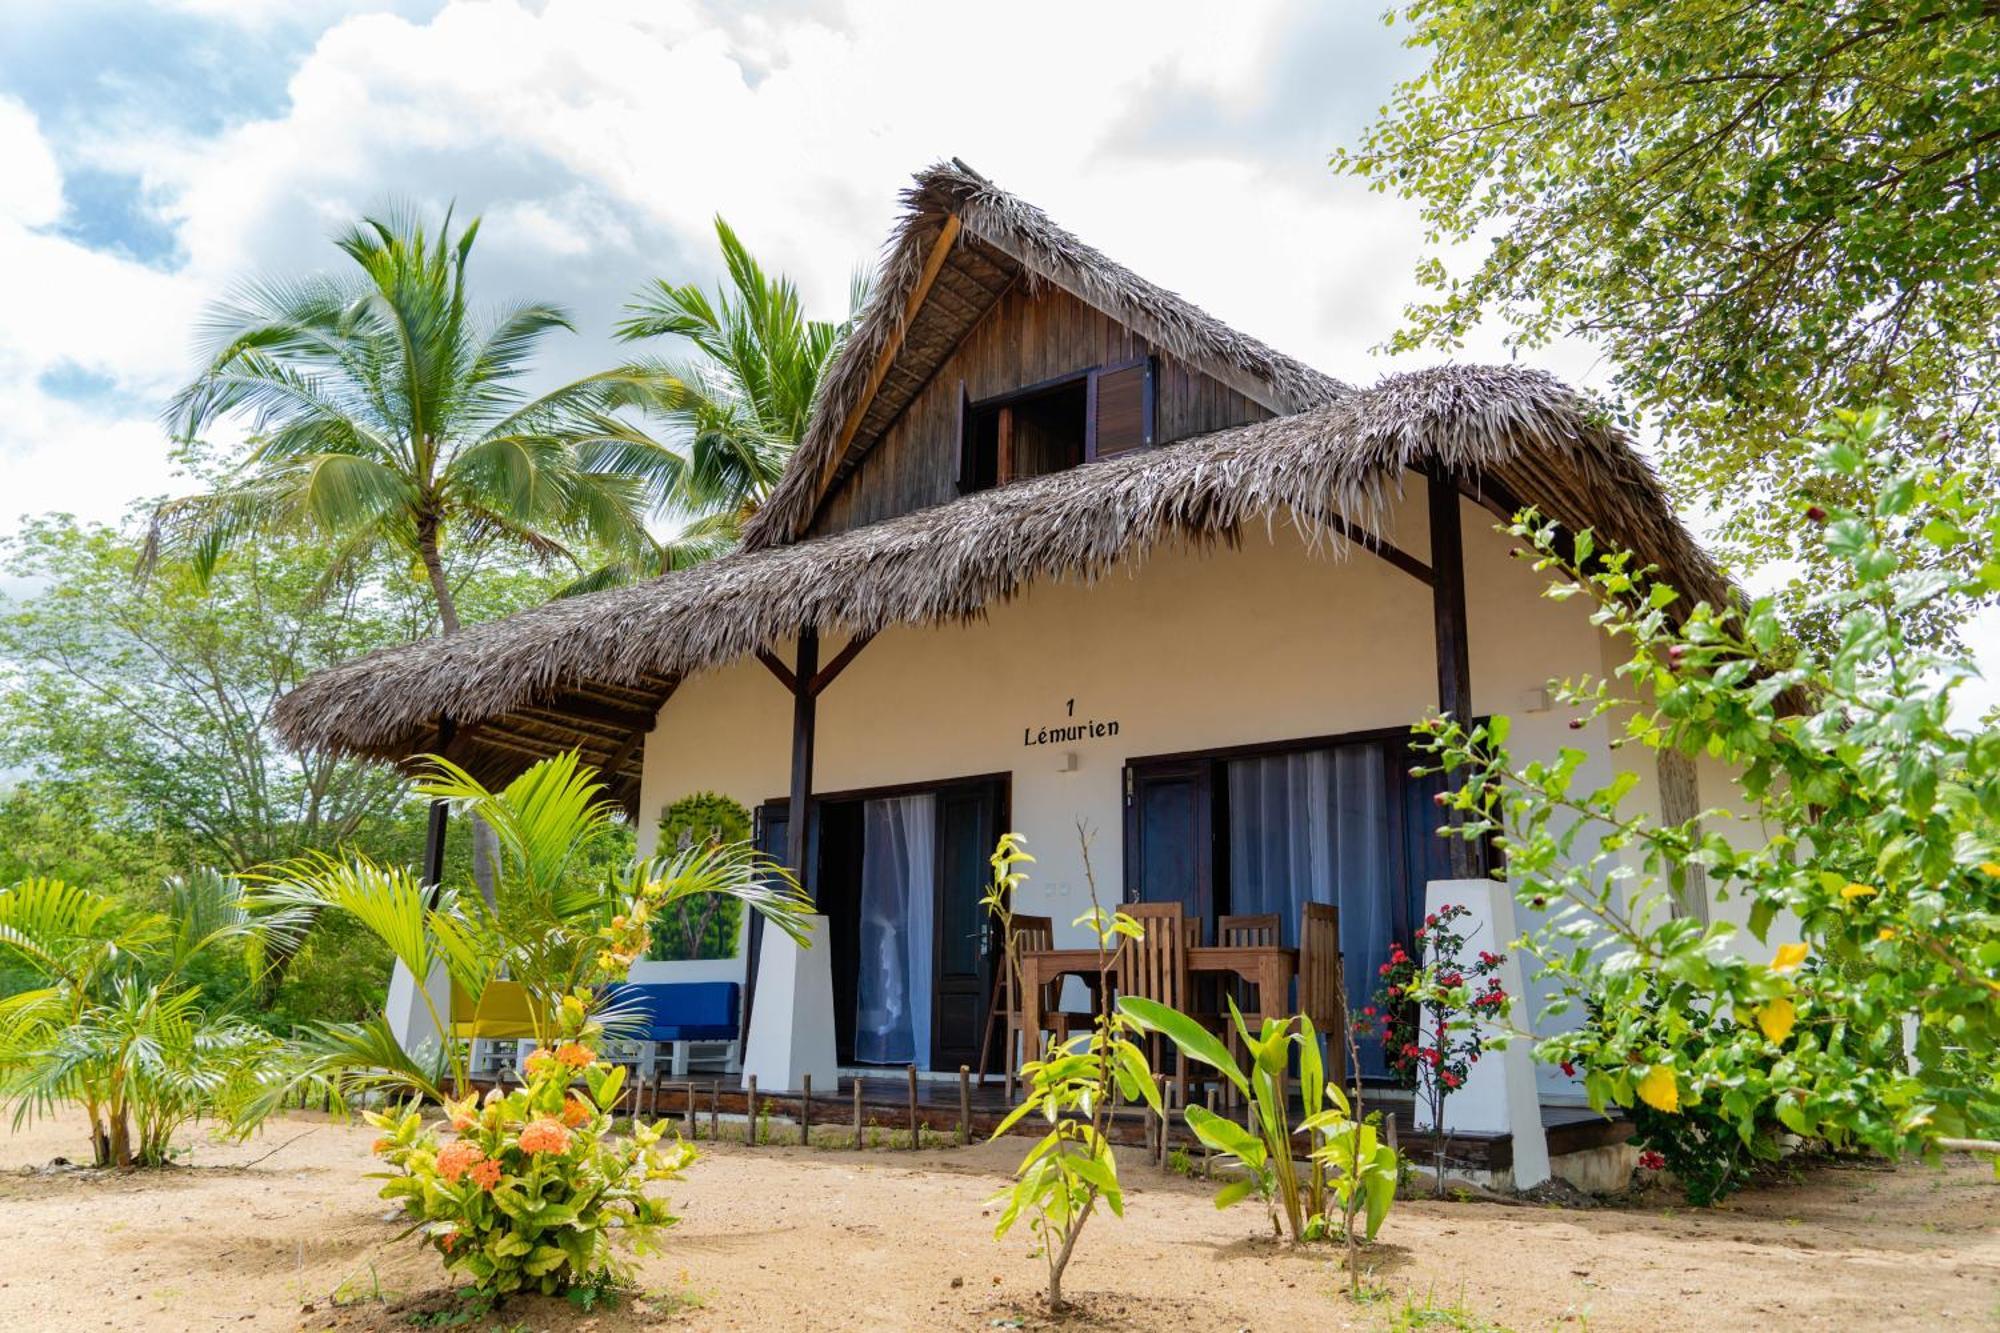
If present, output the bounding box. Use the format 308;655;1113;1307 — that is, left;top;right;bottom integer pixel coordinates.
0;96;63;227
0;95;206;526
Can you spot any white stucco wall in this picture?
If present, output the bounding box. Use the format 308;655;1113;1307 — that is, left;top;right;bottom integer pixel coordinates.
635;485;1626;947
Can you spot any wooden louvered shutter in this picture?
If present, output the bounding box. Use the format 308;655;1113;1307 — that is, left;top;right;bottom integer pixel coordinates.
954;382;975;494
1086;357;1155;460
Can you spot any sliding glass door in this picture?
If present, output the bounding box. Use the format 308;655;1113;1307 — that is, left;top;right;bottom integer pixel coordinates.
1125;730;1458;1079
768;776;1004;1071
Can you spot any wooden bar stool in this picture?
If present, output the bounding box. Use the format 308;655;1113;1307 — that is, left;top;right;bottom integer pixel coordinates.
976;915;1089;1090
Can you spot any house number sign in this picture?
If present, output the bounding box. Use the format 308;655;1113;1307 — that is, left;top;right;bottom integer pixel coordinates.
1023;698;1121;747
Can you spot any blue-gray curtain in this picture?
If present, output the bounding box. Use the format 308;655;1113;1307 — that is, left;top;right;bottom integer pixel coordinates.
853;795;936;1068
1226;744;1395;1076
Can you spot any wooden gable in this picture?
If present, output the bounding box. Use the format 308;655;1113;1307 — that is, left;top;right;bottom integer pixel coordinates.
807;283;1273;538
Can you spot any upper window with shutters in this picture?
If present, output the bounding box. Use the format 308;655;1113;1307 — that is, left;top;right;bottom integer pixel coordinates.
956;358;1155;494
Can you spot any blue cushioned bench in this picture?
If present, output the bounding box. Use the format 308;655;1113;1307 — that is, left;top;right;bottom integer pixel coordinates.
600;981;741;1078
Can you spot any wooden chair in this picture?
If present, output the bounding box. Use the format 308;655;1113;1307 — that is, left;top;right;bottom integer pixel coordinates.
1120;901;1194;1108
1299;902;1348;1090
1215;912;1281;1015
976;915;1090;1090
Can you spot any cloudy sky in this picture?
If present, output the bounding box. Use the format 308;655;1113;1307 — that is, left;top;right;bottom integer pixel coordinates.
2;0;1992;706
0;0;1566;525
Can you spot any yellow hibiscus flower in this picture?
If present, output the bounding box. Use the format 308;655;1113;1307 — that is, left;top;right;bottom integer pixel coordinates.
1839;882;1877;902
1770;942;1809;973
1756;997;1797;1044
1636;1065;1680;1114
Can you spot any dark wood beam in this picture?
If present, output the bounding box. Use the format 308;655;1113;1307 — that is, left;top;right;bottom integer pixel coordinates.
745;627;821;1053
755;649;797;693
420;715;455;904
809;631;876;697
1428;468;1475;879
525;693;658;734
1319;511;1434;586
786;627;820;887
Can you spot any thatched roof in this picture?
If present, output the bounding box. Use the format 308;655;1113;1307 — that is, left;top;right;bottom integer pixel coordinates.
273;362;1728;811
743;159;1348;549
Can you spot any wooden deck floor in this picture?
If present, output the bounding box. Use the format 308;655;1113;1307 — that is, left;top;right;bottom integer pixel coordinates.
501;1070;1629;1173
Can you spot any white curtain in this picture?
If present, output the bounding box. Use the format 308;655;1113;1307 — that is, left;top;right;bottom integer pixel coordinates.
1227;745;1393;1074
854;795;936;1069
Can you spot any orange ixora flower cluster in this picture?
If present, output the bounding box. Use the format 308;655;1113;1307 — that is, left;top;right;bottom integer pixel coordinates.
365;987;696;1298
435;1140;486;1184
517;1116;573;1156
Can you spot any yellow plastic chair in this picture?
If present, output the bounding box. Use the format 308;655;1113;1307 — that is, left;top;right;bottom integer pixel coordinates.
467;980;538;1040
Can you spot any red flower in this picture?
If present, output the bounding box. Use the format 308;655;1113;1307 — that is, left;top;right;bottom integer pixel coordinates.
1560;1061;1577;1078
1426;913;1439;928
1441;1071;1462;1089
1362;1006;1377;1017
1379;962;1392;976
1638;1150;1666;1172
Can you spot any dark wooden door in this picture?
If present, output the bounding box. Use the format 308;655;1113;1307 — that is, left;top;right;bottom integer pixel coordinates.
1123;759;1214;923
931;782;1002;1070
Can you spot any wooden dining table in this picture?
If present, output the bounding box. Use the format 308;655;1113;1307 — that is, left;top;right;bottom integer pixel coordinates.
1015;942;1299;1055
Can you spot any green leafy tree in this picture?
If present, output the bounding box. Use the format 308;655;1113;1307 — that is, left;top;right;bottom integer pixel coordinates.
1338;2;2000;641
1422;409;2000;1195
0;514;567;1011
151;207;682;632
1;515;415;871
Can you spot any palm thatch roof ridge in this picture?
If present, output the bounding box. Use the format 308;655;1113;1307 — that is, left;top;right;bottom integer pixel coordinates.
744;159;1350;549
272;363;1728;784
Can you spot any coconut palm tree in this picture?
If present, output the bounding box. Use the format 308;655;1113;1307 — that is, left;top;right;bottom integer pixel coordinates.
610;216;865;546
151;207;681;633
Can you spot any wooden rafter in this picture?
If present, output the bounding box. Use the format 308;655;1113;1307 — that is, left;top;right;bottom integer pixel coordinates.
809;631;876;697
815;214;963;501
755;649;797;693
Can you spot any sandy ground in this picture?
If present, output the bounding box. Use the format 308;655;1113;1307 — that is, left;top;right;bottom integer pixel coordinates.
0;1109;1992;1332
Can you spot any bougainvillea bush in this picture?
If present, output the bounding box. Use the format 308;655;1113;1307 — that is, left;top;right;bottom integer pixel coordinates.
367;1000;692;1297
1361;903;1506;1192
1419;410;2000;1198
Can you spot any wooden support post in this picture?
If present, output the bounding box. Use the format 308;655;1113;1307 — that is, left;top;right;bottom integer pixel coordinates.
1428;468;1476;879
801;1073;812;1149
853;1078;864;1150
786;628;820;884
957;1066;971;1146
746;1075;758;1148
1156;1075;1170;1169
907;1065;920;1150
710;1083;720;1142
682;1081;694;1139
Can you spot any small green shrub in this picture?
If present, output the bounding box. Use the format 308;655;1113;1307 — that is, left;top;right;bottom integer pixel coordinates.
645;794;751;961
367;1001;692;1297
